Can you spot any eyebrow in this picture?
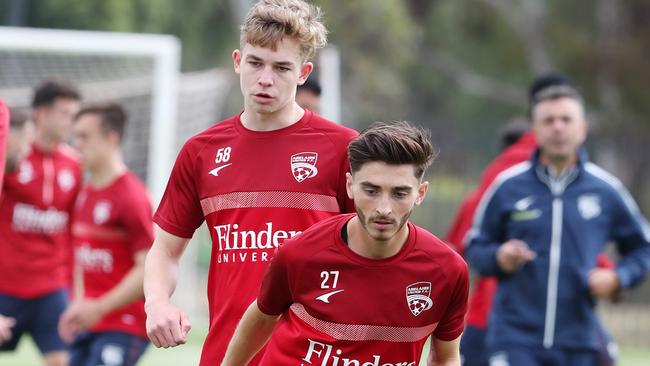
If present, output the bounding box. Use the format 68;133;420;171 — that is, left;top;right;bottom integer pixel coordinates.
359;181;413;191
245;55;295;67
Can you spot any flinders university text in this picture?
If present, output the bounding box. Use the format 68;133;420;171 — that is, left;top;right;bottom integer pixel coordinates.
213;222;301;263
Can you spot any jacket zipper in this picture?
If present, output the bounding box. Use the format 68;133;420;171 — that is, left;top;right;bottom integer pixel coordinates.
543;197;563;348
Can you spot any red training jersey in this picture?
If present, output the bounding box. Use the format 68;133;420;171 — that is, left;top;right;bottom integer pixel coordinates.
154;110;357;365
0;98;8;192
0;143;82;298
257;214;469;365
72;171;154;339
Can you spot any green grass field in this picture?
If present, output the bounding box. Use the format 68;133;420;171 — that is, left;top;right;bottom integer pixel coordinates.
1;329;648;365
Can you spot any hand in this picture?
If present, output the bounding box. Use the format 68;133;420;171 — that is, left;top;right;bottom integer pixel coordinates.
0;315;16;345
589;268;620;301
145;300;191;348
496;239;536;273
58;299;107;343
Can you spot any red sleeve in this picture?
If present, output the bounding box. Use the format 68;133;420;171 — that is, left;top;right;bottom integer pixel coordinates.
0;99;9;191
257;245;294;316
124;181;155;253
444;191;480;255
153;144;204;238
433;259;469;341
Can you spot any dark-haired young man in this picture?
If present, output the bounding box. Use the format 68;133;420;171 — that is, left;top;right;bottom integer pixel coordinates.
59;103;153;366
223;122;469;366
0;80;82;366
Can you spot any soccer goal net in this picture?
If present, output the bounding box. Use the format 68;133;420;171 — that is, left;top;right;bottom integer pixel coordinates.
0;26;234;322
0;26;233;203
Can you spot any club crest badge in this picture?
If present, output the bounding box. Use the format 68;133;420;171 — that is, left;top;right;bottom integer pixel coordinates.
17;160;34;184
578;194;601;220
406;281;433;316
93;201;112;225
291;152;318;183
58;169;76;192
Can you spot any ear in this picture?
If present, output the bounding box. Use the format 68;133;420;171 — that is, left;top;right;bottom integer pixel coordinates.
232;49;242;74
346;172;354;200
414;181;429;206
297;62;314;85
108;130;120;146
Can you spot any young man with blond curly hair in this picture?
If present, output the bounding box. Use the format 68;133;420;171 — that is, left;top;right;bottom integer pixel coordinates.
143;1;358;365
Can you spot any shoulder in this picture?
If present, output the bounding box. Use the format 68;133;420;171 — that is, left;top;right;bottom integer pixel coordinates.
304;113;358;147
181;115;239;154
279;214;349;257
117;172;152;206
583;162;626;192
56;144;81;165
415;225;466;270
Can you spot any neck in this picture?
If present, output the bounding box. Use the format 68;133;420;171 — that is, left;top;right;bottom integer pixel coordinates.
346;216;410;259
540;153;578;176
34;130;59;153
240;102;305;132
89;153;127;188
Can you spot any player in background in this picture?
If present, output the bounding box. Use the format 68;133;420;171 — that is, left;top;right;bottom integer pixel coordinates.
446;73;617;366
0;80;82;366
143;1;358;365
3;108;35;182
0;98;9;192
58;103;153;366
466;76;650;366
222;122;468;366
295;77;322;114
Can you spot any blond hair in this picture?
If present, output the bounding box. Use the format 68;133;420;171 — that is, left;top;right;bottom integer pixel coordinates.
241;0;327;61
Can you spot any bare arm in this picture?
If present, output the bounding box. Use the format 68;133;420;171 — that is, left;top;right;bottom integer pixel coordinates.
59;250;149;342
144;225;192;348
221;300;279;366
428;336;461;366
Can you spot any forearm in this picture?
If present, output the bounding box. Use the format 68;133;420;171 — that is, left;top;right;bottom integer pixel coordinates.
144;244;180;305
222;301;278;366
97;260;145;314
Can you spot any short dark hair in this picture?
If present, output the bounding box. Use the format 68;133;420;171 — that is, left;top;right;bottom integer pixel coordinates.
528;72;583;117
76;103;127;140
348;121;435;179
298;78;321;95
32;79;81;108
499;118;529;151
9;107;30;130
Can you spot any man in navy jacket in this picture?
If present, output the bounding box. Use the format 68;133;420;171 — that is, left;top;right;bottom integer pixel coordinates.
466;81;650;366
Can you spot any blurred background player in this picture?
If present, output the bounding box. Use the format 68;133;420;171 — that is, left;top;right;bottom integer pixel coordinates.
295;77;322;114
0;98;8;192
465;75;650;366
58;103;153;366
222;122;467;366
3;108;34;179
0;80;82;366
447;73;618;366
143;1;358;365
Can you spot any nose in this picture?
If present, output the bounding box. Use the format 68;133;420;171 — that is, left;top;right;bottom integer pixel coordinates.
258;66;274;87
375;194;392;216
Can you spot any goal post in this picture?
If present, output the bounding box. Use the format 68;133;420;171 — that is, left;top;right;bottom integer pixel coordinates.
0;26;180;204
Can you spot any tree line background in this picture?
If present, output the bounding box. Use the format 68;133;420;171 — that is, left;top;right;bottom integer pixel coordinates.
3;0;650;215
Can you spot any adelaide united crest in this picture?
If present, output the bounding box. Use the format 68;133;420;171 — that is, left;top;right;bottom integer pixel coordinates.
406;281;433;316
291;152;319;183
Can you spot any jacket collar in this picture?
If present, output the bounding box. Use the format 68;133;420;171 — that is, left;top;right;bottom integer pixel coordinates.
531;147;588;195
